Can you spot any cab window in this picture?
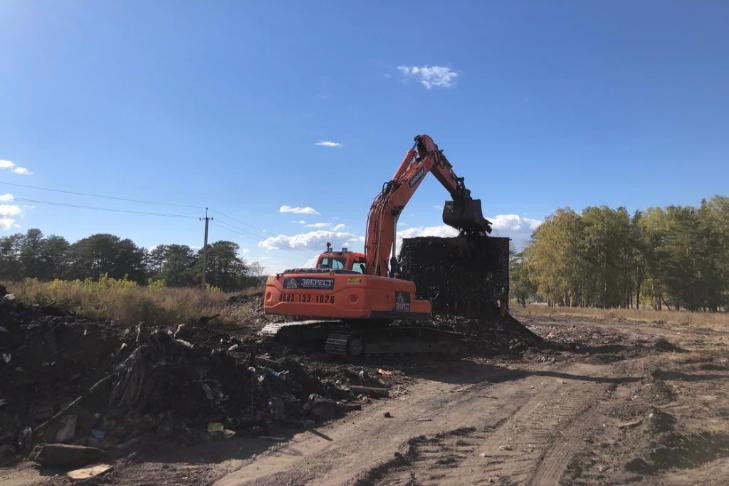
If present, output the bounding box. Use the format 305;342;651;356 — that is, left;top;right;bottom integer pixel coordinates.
318;257;345;270
351;261;366;273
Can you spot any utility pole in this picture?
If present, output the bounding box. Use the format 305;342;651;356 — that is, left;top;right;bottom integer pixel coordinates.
200;208;213;288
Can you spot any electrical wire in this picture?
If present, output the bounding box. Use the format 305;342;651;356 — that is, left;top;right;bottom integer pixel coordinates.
214;220;261;240
13;197;198;219
0;179;203;210
208;208;265;232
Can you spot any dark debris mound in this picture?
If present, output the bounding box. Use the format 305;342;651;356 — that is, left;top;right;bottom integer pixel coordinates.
425;311;544;355
0;297;357;463
399;236;510;315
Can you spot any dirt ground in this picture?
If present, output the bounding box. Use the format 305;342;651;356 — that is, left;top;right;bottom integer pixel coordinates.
3;310;729;485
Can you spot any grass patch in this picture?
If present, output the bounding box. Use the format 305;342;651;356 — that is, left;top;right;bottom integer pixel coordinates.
4;277;263;327
513;303;729;329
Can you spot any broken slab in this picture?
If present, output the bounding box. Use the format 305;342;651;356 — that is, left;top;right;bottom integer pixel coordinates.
30;443;106;468
66;463;113;480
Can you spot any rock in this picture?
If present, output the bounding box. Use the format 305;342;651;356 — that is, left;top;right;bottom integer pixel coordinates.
30;443;106;468
55;415;78;443
384;411;393;418
310;398;338;421
0;444;15;458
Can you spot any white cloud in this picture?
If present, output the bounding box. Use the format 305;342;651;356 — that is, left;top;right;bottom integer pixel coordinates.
397;65;458;89
0;204;22;217
489;214;542;250
315;140;342;148
394;214;542;252
398;224;459;240
279;205;320;215
490;214;542;233
332;223;346;231
305;222;330;229
0;198;22;230
0;159;32;175
258;229;358;251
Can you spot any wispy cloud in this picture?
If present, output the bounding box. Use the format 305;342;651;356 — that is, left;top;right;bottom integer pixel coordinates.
258;229;359;251
315;140;342;148
279;205;320;215
297;221;347;230
397;65;458;89
0;193;14;202
0;159;33;175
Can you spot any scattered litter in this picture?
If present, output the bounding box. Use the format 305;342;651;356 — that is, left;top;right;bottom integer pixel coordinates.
618;418;643;429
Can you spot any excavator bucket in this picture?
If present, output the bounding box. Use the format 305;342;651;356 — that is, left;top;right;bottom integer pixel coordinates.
443;199;492;235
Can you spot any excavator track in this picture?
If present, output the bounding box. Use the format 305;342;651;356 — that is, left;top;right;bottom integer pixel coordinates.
261;321;464;358
324;326;464;357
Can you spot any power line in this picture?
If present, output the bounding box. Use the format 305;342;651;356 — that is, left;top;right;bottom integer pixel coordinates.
214;220;262;240
0;179;203;210
209;208;264;232
13;197;198;219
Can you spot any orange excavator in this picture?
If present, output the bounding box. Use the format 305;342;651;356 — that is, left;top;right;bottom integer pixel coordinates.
263;135;491;356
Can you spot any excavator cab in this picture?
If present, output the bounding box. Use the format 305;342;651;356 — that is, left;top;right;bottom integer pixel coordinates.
443;198;492;235
315;244;367;273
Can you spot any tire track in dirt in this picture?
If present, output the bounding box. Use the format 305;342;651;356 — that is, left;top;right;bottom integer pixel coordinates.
360;363;625;485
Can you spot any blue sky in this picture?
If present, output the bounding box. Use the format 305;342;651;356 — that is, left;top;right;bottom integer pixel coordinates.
1;1;728;272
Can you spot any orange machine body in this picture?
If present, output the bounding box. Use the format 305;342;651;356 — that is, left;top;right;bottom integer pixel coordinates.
264;135;489;323
264;249;431;320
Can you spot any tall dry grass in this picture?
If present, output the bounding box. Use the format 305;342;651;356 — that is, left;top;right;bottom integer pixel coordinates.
513;303;729;329
5;277;262;327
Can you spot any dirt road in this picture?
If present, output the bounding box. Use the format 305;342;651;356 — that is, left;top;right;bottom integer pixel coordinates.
212;314;729;485
4;312;729;485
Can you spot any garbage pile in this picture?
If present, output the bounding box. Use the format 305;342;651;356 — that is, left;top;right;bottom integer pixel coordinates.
421;312;544;355
399;236;510;315
398;235;542;354
0;296;368;465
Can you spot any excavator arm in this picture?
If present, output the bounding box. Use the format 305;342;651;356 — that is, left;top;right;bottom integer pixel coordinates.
365;134;491;277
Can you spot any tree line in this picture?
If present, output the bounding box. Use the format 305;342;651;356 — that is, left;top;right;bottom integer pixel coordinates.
510;195;729;311
0;229;263;291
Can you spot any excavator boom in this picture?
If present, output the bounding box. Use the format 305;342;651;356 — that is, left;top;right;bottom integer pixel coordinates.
365;134;491;277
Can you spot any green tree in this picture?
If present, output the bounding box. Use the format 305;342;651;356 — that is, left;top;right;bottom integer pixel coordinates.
199;241;249;291
525;208;585;306
68;234;147;283
0;233;24;280
510;251;536;306
161;244;198;287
